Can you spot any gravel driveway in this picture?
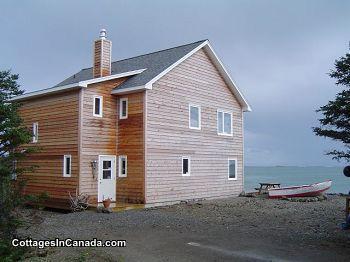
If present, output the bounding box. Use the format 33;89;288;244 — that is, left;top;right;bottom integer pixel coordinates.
19;195;350;261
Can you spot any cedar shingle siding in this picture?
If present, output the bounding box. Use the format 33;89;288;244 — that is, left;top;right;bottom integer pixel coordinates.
145;49;243;204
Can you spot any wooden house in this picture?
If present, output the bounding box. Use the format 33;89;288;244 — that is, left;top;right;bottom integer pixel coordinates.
12;30;251;208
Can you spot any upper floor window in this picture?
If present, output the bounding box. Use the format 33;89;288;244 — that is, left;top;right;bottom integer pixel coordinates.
189;104;201;130
32;122;38;143
228;158;237;180
119;98;128;119
217;110;232;136
63;155;72;177
93;95;103;117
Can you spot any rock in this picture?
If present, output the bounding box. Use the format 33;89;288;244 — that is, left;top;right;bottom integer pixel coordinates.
96;207;112;213
317;195;327;201
36;248;49;257
102;207;112;213
239;191;246;197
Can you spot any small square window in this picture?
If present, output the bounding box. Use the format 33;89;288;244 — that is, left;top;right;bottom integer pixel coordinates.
118;155;127;177
63;155;72;177
32;122;38;143
119;98;128;119
189;105;201;130
93;96;103;117
228;159;237;180
182;156;190;176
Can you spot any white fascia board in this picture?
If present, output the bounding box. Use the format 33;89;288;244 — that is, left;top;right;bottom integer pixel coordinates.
9;84;83;102
81;69;145;87
10;69;146;102
203;42;252;112
111;85;147;95
145;40;209;89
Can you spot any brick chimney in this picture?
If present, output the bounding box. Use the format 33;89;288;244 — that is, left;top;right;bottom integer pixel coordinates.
93;29;112;78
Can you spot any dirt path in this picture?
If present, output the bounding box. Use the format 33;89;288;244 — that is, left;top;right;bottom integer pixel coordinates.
20;195;350;261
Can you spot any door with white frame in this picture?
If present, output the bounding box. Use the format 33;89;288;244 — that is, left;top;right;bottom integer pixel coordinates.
98;155;116;202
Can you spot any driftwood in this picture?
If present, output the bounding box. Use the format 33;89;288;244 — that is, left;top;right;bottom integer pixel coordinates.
68;189;89;212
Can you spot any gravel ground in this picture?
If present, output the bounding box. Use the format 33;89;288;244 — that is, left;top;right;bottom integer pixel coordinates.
18;195;350;261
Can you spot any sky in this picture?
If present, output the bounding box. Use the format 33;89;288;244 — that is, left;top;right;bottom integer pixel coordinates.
1;0;349;166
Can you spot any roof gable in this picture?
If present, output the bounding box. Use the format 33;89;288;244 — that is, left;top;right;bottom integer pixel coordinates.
113;40;252;112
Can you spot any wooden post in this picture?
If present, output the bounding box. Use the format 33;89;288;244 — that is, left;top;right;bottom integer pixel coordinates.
346;197;350;220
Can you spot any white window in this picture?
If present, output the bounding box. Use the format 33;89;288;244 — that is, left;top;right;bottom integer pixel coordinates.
32;122;38;143
118;155;127;177
189;104;201;130
63;155;72;177
93;95;103;117
217;110;232;136
119;98;128;119
182;156;190;176
228;158;237;180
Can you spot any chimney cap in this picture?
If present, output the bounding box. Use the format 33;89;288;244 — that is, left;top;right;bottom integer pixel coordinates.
99;29;107;39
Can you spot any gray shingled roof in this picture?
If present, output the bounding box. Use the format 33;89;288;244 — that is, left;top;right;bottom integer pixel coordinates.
55;40;207;91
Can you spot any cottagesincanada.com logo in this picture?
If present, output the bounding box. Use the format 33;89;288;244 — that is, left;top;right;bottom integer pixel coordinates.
12;238;126;249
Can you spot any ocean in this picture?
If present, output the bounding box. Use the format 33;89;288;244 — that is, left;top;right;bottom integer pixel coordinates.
244;166;350;194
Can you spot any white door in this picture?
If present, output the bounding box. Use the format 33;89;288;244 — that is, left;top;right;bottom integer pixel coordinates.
98;155;116;202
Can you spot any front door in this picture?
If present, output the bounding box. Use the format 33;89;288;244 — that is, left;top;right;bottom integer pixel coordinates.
98;155;116;202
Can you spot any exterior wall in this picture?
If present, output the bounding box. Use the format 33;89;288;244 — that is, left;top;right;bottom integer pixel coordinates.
79;79;122;204
116;92;145;203
18;90;80;207
79;78;145;204
145;49;244;204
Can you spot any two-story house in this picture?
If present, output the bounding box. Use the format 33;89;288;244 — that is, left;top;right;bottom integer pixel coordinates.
12;30;251;208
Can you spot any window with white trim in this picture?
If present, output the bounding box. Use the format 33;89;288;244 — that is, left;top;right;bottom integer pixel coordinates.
189;104;201;130
119;98;128;119
118;155;127;177
93;95;103;117
32;122;38;143
217;110;232;135
63;155;72;177
182;156;190;176
228;158;237;180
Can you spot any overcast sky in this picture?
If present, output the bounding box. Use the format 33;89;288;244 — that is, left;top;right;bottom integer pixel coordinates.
1;0;349;166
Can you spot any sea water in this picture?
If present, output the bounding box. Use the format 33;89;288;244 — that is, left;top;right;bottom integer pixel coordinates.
244;166;350;194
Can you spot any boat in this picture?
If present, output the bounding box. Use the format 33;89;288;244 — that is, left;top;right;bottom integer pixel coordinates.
268;180;332;199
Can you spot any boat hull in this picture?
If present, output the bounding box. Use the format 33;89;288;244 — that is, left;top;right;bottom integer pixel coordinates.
268;180;332;199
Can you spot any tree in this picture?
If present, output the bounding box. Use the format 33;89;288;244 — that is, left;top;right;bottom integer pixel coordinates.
313;47;350;162
0;70;36;260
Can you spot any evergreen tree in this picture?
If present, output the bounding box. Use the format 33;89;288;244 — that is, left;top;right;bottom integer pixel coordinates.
0;70;35;259
313;47;350;161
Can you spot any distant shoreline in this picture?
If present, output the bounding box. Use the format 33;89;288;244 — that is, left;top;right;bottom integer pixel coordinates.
244;166;349;194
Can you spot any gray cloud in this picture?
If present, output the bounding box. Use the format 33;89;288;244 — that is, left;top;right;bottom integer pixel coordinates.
1;0;349;166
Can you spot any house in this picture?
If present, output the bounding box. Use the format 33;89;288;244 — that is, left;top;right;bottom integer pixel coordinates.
12;30;251;209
